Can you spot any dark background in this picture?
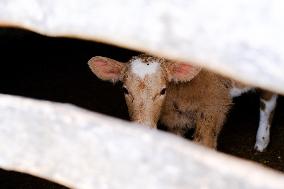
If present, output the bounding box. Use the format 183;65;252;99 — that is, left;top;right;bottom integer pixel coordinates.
0;27;283;188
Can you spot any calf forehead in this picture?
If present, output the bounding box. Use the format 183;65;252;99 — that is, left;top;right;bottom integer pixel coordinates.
126;73;165;91
130;57;162;78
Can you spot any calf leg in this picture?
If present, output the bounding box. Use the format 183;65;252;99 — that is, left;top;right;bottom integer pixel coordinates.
254;91;278;152
193;109;228;149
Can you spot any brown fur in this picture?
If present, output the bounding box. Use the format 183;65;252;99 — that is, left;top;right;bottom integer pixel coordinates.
160;70;232;148
260;90;275;101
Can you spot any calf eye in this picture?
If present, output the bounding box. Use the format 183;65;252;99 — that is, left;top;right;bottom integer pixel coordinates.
160;88;166;95
122;86;129;95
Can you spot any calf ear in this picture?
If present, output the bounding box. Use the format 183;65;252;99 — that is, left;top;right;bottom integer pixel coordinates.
88;56;126;83
165;61;201;82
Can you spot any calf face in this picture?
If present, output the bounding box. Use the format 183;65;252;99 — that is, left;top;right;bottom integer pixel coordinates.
88;54;201;128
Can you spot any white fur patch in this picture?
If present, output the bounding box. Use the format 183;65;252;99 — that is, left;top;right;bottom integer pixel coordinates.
130;59;160;78
255;94;278;152
229;87;253;98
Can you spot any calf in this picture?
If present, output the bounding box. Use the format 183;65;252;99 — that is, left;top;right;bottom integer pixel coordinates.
88;54;277;152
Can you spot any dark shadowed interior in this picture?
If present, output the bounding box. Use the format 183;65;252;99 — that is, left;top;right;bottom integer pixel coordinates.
0;27;283;188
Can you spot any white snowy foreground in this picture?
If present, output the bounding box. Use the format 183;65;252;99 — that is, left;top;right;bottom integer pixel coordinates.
0;94;284;189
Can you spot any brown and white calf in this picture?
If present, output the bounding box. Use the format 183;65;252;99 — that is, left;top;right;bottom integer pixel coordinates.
88;54;278;152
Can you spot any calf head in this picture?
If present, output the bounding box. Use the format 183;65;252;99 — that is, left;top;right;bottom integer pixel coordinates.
88;54;201;128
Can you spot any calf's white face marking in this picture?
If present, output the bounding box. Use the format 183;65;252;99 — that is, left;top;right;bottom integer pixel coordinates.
131;59;160;78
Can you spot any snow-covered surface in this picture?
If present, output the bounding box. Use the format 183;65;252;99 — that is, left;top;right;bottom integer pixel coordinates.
0;94;284;189
0;0;283;94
